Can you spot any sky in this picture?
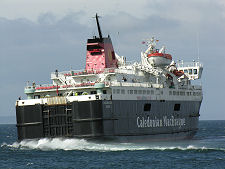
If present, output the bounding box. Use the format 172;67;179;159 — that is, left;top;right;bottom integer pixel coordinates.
0;0;225;122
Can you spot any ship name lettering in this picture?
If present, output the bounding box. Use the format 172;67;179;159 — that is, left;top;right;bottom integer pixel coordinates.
137;116;186;128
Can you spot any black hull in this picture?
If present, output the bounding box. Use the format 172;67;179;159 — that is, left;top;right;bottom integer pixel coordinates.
16;100;201;141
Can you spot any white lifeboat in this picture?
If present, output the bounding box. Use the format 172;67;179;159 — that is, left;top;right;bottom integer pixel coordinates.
147;52;172;67
143;37;172;67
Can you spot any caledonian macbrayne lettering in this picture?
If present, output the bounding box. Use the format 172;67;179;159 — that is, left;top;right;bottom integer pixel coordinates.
137;116;186;128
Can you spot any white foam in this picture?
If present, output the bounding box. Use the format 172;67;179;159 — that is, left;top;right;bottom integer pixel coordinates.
2;138;224;152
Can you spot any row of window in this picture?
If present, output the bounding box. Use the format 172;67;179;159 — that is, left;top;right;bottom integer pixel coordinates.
169;91;185;96
113;88;201;97
113;89;155;95
143;103;180;111
169;91;201;96
72;90;106;96
180;68;198;75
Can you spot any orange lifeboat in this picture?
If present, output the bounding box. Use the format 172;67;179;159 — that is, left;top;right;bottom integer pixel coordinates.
148;53;172;60
147;52;172;66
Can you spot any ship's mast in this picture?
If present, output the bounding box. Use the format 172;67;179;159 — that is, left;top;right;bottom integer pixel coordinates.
95;13;103;40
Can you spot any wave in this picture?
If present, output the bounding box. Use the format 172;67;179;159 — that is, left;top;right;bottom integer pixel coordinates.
1;138;225;152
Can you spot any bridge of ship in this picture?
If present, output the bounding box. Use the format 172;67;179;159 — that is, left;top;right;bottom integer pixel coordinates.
176;61;203;80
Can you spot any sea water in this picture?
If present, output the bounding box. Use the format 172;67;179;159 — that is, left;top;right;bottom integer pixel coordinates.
0;121;225;169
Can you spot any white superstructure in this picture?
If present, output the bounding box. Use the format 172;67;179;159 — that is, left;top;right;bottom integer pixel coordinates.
20;37;203;107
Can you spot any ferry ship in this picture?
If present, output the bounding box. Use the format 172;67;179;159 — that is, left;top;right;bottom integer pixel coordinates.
16;14;203;141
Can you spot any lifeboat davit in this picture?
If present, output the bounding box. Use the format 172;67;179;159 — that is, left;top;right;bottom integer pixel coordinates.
147;53;172;67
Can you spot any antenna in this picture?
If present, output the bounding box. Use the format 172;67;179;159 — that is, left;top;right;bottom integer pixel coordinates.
95;13;103;40
196;32;200;61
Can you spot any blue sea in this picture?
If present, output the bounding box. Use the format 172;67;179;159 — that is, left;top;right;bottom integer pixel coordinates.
0;121;225;169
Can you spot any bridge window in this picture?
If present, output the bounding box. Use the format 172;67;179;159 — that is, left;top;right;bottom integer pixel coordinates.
134;90;137;94
184;69;188;73
194;69;198;74
188;69;193;75
144;103;151;111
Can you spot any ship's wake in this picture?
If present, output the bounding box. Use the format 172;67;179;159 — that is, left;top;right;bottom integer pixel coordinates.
1;138;225;152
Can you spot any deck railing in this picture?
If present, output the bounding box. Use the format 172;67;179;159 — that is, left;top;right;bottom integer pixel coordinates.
31;82;95;91
176;61;203;68
51;68;116;79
